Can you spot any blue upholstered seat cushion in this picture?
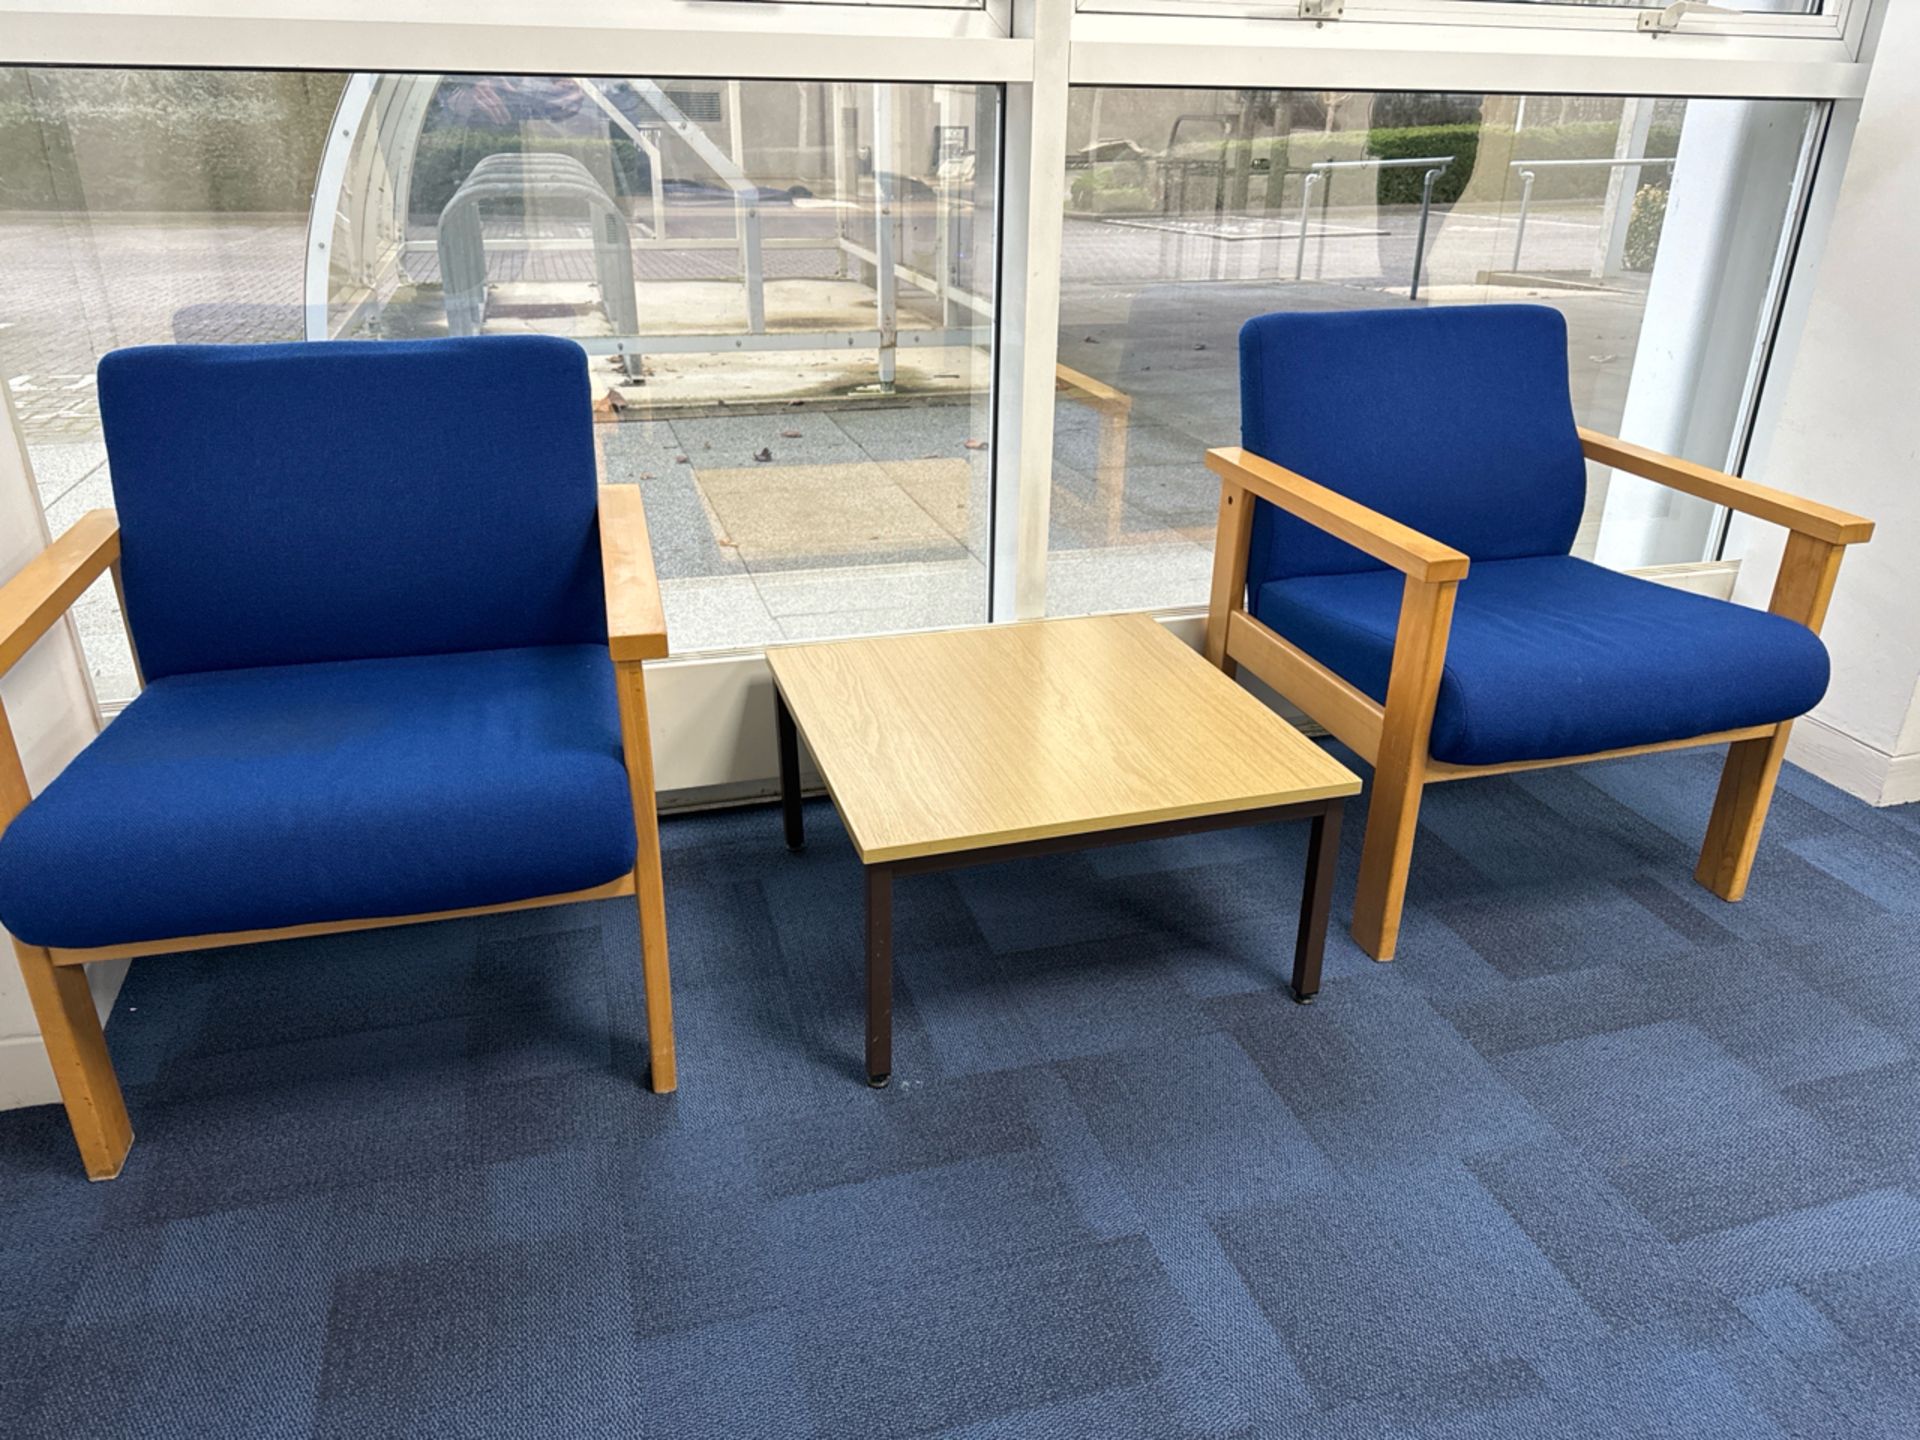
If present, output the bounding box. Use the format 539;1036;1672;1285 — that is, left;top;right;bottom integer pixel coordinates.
1255;556;1830;767
0;646;636;949
1240;305;1589;588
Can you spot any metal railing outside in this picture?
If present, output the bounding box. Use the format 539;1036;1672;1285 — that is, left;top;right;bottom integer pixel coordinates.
1277;154;1454;299
1507;155;1678;271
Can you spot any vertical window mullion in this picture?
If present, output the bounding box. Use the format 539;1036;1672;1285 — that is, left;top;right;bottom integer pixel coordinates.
988;0;1072;620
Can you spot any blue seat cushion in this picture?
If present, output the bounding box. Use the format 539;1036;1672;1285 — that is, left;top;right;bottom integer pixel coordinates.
1255;556;1831;767
0;646;636;949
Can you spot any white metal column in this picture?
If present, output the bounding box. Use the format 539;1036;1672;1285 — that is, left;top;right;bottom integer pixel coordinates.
989;0;1070;620
1596;96;1823;568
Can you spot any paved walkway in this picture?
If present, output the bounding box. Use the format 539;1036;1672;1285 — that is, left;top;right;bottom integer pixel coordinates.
2;196;1650;696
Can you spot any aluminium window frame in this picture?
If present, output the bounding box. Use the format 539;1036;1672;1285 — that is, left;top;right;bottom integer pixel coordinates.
1074;0;1869;53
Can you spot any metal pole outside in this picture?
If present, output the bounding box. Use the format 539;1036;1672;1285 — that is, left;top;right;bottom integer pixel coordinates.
1410;166;1442;301
1294;170;1320;281
1512;168;1536;272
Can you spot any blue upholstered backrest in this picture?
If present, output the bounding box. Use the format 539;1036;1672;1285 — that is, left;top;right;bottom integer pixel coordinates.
98;336;606;680
1240;305;1587;586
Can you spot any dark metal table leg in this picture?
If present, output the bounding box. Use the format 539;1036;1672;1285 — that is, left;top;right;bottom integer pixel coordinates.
1291;800;1343;1003
776;691;804;852
865;864;893;1087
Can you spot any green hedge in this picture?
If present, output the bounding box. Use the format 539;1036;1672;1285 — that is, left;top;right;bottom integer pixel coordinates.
1079;118;1686;214
1624;183;1669;271
1366;124;1479;206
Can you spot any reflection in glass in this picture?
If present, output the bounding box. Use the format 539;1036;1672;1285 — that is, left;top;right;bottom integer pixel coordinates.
1049;88;1819;617
1;70;999;698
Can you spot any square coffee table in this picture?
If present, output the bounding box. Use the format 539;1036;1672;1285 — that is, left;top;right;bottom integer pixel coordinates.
767;613;1361;1087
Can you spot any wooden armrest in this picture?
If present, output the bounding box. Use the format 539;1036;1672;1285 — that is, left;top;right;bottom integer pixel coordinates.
1579;428;1874;547
1205;447;1470;584
598;484;668;663
0;510;119;678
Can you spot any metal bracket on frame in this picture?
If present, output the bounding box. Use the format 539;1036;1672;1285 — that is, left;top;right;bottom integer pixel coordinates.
1298;0;1344;18
1637;2;1740;33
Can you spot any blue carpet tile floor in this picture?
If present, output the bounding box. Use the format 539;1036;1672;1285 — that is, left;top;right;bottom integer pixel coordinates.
4;744;1920;1438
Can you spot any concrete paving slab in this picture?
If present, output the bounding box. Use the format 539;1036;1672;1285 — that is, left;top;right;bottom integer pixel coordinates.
599;427;744;580
1046;460;1194;553
40;466;113;537
670;412;865;469
658;573;785;655
66;578;139;705
752;556;985;628
1104;460;1220;536
695;460;965;572
1056;414;1208;477
879;458;980;551
1045;541;1214;619
596;418;688;476
25;439;108;508
777;603;982;644
828;402;983;462
35;465;139;705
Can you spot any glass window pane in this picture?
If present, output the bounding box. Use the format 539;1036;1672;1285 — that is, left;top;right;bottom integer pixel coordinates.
1078;1;1828;14
1;69;998;702
1049;87;1819;616
1446;1;1823;10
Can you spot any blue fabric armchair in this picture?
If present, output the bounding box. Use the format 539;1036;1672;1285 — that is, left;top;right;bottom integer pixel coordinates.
0;335;677;1180
1202;305;1874;961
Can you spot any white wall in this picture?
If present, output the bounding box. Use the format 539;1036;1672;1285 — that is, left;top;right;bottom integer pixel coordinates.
0;386;126;1108
1730;0;1920;806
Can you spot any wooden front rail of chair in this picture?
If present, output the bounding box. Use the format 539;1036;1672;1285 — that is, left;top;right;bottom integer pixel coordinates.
1201;436;1874;964
0;486;676;1181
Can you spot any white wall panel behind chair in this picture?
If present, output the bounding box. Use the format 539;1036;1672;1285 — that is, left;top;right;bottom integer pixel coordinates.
0;386;125;1109
1732;0;1920;806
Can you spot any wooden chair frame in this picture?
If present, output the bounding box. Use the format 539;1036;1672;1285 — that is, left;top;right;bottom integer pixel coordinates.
0;485;677;1180
1202;430;1875;963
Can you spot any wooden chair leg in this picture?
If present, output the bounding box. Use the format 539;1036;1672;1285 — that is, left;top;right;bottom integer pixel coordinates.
633;852;676;1094
615;660;677;1094
1351;743;1426;963
1695;725;1792;902
13;942;132;1180
1350;575;1456;963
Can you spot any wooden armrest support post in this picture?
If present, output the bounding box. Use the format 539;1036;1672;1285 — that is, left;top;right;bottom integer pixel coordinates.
0;510;120;836
0;510;119;680
598;484;669;663
1578;428;1874;549
597;485;676;1091
1201;448;1465;960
